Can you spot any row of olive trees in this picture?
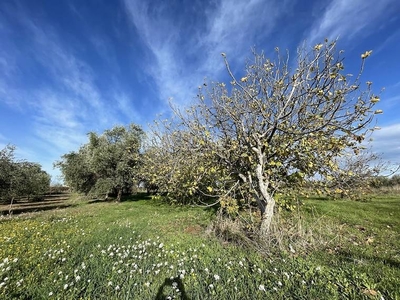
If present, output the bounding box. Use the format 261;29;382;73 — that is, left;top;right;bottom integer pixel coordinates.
0;145;51;204
55;124;144;202
140;40;382;236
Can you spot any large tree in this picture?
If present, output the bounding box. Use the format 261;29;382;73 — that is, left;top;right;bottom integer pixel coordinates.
145;40;380;235
56;124;144;201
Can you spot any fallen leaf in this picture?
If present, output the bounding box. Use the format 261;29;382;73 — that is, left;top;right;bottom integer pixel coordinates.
362;289;377;296
366;237;374;244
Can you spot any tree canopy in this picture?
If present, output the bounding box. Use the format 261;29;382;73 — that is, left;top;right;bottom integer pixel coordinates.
0;145;51;204
142;40;380;235
56;124;144;201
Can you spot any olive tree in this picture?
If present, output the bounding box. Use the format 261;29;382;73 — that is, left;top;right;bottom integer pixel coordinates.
0;145;16;203
56;124;144;201
55;148;96;194
15;161;51;201
150;40;380;235
0;145;50;204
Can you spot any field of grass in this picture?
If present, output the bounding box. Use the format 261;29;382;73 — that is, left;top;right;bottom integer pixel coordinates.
302;195;400;298
0;193;399;299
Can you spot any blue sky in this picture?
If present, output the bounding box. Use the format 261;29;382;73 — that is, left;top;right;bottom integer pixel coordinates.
1;0;400;182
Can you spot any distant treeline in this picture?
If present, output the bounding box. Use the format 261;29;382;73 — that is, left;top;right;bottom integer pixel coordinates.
0;145;51;204
370;175;400;188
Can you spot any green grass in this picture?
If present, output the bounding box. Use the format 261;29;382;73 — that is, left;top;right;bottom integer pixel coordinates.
0;194;399;299
301;195;400;299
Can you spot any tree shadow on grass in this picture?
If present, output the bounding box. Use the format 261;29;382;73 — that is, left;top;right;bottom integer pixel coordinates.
155;277;190;300
87;192;152;204
336;249;400;269
1;203;74;216
121;192;152;202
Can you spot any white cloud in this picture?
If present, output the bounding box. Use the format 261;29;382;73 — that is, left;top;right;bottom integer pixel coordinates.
371;123;400;163
200;0;287;73
123;0;194;106
114;91;143;124
307;0;394;45
122;0;288;107
24;20;105;114
0;5;143;178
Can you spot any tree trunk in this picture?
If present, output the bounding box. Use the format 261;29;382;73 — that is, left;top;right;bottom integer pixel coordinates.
260;199;275;236
116;188;122;202
255;161;275;236
9;197;15;215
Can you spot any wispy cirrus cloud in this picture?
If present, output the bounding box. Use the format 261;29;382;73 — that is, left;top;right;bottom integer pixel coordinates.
122;0;289;107
0;4;141;179
199;0;289;74
307;0;395;45
23;20;105;116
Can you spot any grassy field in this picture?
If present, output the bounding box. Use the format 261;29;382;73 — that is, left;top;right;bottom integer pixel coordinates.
0;194;399;299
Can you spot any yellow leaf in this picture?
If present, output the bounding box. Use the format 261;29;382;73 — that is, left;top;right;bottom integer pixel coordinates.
362;289;377;296
366;237;374;244
314;44;323;51
361;50;372;59
207;186;213;193
370;96;380;103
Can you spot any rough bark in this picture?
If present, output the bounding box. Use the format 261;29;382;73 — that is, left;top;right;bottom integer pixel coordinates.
255;151;275;236
260;199;275;236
